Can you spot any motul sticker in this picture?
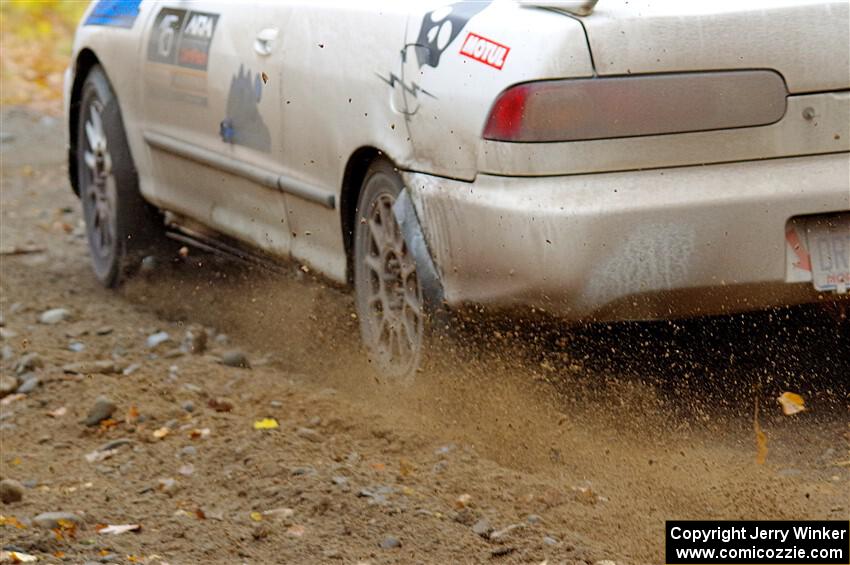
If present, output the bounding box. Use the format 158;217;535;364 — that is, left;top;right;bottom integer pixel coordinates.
459;32;510;70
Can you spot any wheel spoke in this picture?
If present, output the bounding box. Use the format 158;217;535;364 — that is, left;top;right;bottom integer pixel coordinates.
85;120;100;151
90;106;104;147
404;286;423;317
367;217;386;248
84;150;97;171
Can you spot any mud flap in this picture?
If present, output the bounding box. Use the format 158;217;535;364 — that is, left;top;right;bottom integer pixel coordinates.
392;188;445;314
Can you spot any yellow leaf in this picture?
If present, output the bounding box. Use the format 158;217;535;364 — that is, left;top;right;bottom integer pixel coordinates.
253;418;279;430
250;511;263;522
777;392;806;416
0;516;26;529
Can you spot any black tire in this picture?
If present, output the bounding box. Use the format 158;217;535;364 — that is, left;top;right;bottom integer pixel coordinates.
353;159;435;382
76;65;160;287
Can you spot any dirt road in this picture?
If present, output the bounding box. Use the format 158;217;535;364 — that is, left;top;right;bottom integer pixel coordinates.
1;108;847;564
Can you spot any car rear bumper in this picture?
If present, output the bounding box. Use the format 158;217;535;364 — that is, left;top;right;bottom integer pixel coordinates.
403;152;850;320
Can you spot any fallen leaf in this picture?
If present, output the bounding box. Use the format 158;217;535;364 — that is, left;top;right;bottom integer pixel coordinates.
0;516;26;529
370;462;385;471
253;418;279;430
250;511;263;522
97;524;141;535
126;405;139;424
189;428;210;439
778;391;806;415
0;550;38;562
52;518;76;541
195;508;206;520
455;493;472;509
153;427;170;439
99;418;119;429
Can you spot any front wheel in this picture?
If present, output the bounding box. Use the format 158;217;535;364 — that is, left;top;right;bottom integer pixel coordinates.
353;159;433;382
76;65;161;287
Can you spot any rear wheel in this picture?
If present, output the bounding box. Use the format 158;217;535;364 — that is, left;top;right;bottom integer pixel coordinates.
354;159;431;382
76;65;160;287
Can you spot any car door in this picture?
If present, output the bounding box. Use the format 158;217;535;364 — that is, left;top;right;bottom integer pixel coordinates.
140;2;293;257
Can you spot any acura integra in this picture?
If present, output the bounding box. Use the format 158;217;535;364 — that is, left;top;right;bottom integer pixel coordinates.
65;0;850;378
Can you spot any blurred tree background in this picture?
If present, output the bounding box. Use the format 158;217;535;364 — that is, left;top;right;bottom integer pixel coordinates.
1;1;88;114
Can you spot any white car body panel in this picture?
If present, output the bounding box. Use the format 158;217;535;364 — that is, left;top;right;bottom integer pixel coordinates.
66;0;850;320
584;0;850;93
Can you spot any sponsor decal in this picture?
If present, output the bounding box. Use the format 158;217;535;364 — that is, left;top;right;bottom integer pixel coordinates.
414;2;492;69
85;0;142;28
147;8;219;71
459;32;509;69
223;65;271;152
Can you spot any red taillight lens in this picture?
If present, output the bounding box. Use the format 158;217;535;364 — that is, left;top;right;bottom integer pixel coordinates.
481;84;530;141
482;71;787;143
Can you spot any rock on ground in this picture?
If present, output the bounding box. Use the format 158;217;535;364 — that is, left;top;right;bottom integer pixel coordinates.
33;511;82;529
0;479;24;504
84;396;116;426
38;308;70;324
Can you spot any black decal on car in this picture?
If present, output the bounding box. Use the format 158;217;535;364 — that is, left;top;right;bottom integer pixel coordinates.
377;69;436;105
147;9;219;70
377;44;437;123
223;65;271;152
414;2;492;69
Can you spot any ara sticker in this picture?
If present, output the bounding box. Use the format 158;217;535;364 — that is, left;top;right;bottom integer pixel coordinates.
147;9;219;70
85;0;142;28
459;33;510;70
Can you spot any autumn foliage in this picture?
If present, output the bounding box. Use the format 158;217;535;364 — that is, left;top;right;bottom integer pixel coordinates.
0;1;87;115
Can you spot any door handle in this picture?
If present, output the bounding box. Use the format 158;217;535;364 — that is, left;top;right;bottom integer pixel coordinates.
254;28;279;56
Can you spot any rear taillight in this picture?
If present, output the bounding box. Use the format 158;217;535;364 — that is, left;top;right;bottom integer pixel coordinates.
482;70;787;143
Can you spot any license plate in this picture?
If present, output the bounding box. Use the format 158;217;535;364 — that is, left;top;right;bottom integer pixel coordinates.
807;216;850;293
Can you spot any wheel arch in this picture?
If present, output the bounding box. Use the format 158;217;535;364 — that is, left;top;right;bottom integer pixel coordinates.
340;146;386;284
68;48;102;196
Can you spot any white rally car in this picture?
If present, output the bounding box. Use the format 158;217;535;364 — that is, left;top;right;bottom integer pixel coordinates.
66;0;850;378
